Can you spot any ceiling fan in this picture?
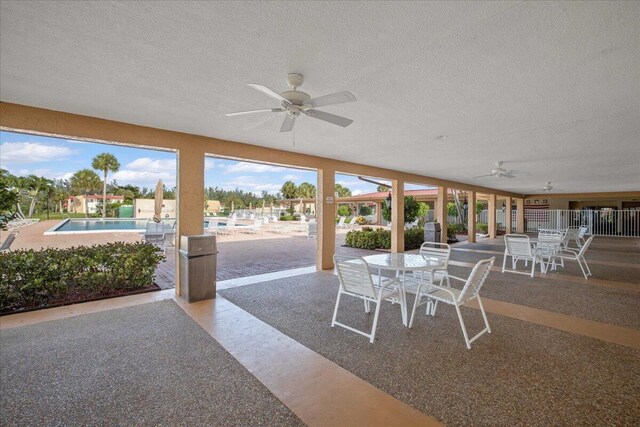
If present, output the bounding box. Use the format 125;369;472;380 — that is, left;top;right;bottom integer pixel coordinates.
474;161;516;179
542;181;555;192
225;73;356;132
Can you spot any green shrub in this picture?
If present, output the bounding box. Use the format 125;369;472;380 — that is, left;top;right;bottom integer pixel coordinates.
358;205;373;216
337;205;352;217
382;196;420;223
447;223;464;241
345;227;424;251
280;215;296;221
0;242;164;313
477;223;488;233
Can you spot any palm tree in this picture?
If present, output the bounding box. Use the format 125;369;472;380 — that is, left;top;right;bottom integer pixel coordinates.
15;175;53;218
70;169;101;217
92;153;120;218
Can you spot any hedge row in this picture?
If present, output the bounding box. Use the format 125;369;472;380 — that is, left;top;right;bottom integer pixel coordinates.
345;227;424;251
0;242;164;313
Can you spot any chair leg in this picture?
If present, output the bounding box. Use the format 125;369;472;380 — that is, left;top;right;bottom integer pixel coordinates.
530;255;536;277
477;296;491;334
409;291;422;328
576;258;588;279
363;300;371;313
331;291;342;327
369;297;383;344
454;303;471;349
582;256;592;276
502;254;507;273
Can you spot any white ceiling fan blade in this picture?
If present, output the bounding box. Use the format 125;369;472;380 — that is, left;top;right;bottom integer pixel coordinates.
247;84;291;105
280;116;296;132
225;108;283;117
473;174;495;178
304;109;353;127
307;91;357;108
503;174;516;179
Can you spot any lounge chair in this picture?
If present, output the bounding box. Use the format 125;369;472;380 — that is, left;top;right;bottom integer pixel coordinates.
336;216;347;229
346;217;358;229
206;218;220;235
0;230;19;252
243;219;263;234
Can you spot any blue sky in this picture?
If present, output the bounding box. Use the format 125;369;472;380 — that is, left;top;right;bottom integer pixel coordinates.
0;131;428;195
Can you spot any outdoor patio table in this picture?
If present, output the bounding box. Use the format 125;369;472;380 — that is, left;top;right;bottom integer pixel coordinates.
530;238;563;272
361;253;446;327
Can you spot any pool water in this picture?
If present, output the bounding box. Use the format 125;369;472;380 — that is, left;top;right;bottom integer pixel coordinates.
45;218;232;234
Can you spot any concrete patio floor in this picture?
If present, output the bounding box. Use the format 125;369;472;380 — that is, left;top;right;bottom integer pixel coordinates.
2;235;638;425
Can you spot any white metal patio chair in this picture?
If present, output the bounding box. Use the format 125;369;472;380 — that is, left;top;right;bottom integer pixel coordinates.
242;219;263;234
403;242;452;323
336;216;347;229
143;221;167;252
409;257;495;349
502;234;546;277
563;226;580;249
550;235;594;279
332;255;403;343
206;218;220;235
346;216;358;228
576;225;589;247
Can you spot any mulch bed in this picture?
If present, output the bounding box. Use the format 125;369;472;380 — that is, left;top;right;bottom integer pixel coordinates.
0;284;161;316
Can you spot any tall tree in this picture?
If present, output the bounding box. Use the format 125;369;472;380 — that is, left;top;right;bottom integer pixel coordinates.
297;182;316;198
70;169;101;217
376;184;390;192
16;175;53;218
92;153;120;218
334;183;352;197
280;181;298;199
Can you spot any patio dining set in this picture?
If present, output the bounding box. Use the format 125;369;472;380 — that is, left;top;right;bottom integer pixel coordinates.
331;226;594;348
332;243;494;349
502;225;593;279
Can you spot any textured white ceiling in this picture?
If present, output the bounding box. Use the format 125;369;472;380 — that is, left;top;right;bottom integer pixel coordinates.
1;1;639;194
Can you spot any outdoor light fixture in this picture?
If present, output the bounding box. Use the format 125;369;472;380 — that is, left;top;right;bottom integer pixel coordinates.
501;202;506;212
385;191;392;210
463;196;468;211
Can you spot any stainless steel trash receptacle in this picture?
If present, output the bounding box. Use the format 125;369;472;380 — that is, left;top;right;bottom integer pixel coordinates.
424;222;442;242
179;234;217;302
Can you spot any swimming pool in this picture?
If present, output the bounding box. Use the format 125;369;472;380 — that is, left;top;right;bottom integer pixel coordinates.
45;218;235;235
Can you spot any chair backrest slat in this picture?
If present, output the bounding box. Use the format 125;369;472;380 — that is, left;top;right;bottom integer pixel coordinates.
458;257;495;303
504;234;533;257
578;225;588;238
419;242;451;269
334;255;376;298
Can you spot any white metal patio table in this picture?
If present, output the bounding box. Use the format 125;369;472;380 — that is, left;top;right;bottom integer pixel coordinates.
362;253;446;326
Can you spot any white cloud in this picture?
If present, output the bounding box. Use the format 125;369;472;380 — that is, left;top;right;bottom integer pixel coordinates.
7;167;74;181
113;170;176;187
224;162;286;174
0;142;75;163
125;157;176;173
219;176;282;195
352;189;364;196
283;173;301;181
205;158;216;171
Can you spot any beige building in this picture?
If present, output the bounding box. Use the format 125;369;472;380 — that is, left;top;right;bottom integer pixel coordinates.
133;198;177;219
66;195;124;214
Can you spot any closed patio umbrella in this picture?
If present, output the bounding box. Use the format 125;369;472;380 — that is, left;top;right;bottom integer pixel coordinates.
298;198;303;214
231;200;234;213
249;202;252;211
153;179;163;223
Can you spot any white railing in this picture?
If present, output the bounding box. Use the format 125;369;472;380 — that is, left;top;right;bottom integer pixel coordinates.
522;209;640;237
442;209;639;237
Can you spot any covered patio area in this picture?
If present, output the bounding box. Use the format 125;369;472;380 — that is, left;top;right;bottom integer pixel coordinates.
2;236;638;425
